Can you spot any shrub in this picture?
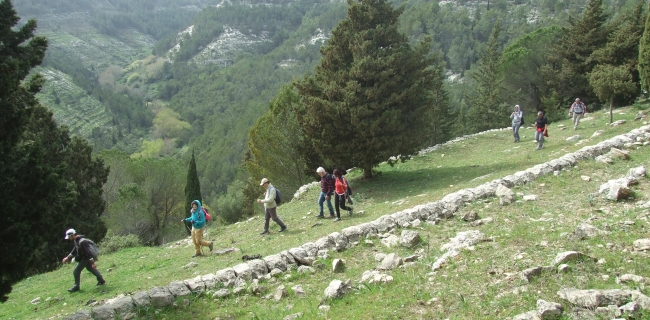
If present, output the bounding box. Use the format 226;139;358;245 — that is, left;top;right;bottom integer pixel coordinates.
99;234;142;253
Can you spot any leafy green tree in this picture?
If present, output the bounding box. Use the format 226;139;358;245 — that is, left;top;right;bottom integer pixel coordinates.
467;21;507;131
185;150;202;222
246;85;311;196
294;0;442;178
588;64;637;123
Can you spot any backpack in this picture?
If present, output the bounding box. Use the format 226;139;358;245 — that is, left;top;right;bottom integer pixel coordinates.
520;116;524;126
79;238;99;261
573;103;584;114
201;207;211;222
344;178;352;195
275;188;282;205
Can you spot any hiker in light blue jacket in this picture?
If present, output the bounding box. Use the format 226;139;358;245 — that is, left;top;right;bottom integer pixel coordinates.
182;200;213;257
510;105;523;143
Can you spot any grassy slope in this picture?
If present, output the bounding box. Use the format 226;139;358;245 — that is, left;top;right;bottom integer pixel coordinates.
3;106;650;319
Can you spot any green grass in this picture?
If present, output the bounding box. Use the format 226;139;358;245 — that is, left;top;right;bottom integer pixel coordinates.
3;107;650;319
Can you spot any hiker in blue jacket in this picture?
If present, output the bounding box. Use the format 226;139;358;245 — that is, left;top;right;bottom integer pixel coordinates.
181;200;213;257
61;229;105;293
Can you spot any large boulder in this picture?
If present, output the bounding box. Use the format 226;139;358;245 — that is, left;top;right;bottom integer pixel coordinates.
289;247;315;266
247;259;269;279
495;184;515;205
400;230;421;248
323;279;350;299
167;281;191;297
215;268;237;287
184;275;206;293
264;254;288;271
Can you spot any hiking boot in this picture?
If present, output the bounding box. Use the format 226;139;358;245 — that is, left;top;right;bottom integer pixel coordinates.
279;227;287;232
67;285;80;293
328;214;335;219
209;242;214;252
316;215;325;219
334;218;341;222
260;230;270;235
96;281;106;286
192;253;202;257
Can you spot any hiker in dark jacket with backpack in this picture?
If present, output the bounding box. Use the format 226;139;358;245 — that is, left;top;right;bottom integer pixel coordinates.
182;200;213;257
569;98;587;130
257;178;287;235
61;228;105;293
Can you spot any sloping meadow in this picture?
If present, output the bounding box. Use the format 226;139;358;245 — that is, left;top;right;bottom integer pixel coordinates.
3;107;650;319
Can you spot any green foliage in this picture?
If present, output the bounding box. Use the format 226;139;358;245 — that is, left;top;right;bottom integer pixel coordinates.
588;64;637;122
542;0;610;105
467;21;507;131
99;233;142;254
294;0;444;178
640;3;650;92
185;150;203;221
0;0;108;302
101;150;186;245
246;85;312;198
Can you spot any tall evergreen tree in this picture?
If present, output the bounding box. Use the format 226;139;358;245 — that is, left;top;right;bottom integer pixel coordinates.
184;150;202;221
542;0;609;106
468;20;506;132
638;1;650;92
294;0;443;178
588;0;645;106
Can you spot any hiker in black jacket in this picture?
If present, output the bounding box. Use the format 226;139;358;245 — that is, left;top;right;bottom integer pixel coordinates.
61;228;105;292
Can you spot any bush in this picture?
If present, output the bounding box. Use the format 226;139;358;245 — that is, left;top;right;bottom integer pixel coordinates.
99;234;142;253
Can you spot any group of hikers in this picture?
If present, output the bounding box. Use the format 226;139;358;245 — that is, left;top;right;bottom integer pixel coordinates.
62;99;588;293
510;98;587;150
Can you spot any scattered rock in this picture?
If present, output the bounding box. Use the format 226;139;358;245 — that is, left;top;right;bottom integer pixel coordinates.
581;175;591;182
212;289;231;299
380;235;400;248
557;288;650;309
30;297;41;305
512;310;541;320
292;285;306;298
214;248;238;255
462;211;478;222
557;264;571;273
566;135;582;142
572;223;610;240
616;274;646;285
323;279;350;299
400;230;421;248
633;239;650;251
552;251;595;266
432;230;486;271
470;217;493;227
609;147;630;160
182;262;198;269
610;120;626;127
521;266;553;283
273;285;287;301
523;195;538;201
378;253;403;270
332;259;344;273
626;166;646;180
283;312;303;320
537;299;563;320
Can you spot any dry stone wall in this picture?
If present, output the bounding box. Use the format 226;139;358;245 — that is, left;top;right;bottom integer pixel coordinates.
64;125;650;320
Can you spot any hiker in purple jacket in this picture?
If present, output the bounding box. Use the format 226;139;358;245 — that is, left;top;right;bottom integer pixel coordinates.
316;167;335;218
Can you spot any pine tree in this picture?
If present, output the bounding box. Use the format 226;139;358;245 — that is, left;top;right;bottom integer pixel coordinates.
184;149;202;223
542;0;609;105
294;0;443;178
638;1;650;92
468;20;506;132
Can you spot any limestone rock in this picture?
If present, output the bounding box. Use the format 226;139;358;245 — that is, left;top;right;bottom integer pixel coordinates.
212;288;231;299
283;312;303;320
288;247;315;266
400;230;421;248
616;274;646;284
566;135;582;142
378;253;403;270
323;279;350;299
557;288;650;309
609;147;629;159
626;165;646;180
552;251;595;266
523;195;538;201
611;120;626;127
380;235;400;248
167;281;191;297
633;239;650;251
292;285;307;298
148;287;174;307
572;223;610;240
462;211;478;222
247;259;269;279
63;309;92;320
512;310;541;320
297;266;315;273
273;285;287;301
537;299;563;320
496;184;515;205
184;275;205;293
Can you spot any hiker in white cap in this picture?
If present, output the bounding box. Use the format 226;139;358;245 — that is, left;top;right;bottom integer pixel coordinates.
61;229;105;292
569;98;587;130
256;178;287;235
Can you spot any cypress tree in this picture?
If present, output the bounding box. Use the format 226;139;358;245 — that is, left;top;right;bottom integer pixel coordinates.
294;0;443;178
184;150;202;221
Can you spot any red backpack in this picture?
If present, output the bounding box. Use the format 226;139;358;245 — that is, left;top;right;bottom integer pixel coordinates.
201;207;211;222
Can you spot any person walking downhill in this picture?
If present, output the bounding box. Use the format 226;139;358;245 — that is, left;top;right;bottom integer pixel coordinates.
569;98;587;130
510;105;523;143
333;168;353;222
316;167;335;219
61;229;105;293
257;178;287;235
181;200;213;257
535;111;549;150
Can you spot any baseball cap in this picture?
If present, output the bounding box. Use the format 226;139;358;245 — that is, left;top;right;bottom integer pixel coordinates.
260;178;269;185
65;228;76;239
316;167;325;173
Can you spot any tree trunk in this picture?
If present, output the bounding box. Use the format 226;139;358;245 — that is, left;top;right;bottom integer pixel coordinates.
363;165;373;179
609;95;614;124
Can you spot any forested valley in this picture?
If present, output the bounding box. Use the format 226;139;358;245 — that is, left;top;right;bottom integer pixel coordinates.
3;0;650;301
